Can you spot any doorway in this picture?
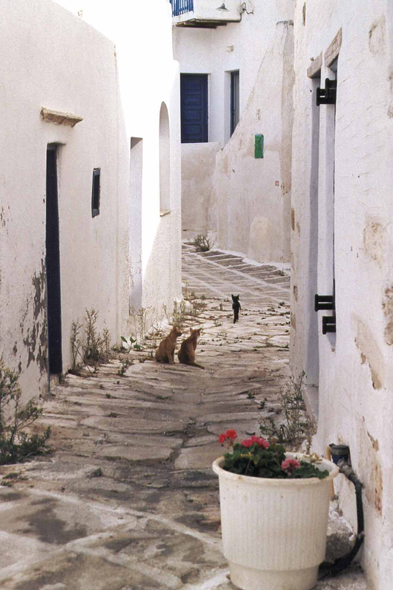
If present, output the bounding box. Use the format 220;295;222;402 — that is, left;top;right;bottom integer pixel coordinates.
180;74;208;143
46;145;63;375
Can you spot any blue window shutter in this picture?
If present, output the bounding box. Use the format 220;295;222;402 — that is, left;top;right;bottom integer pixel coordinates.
181;74;208;143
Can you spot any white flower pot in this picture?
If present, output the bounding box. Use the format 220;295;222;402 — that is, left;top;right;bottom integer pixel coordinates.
212;454;339;590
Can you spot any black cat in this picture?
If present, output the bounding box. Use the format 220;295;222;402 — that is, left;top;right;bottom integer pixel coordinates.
232;294;241;323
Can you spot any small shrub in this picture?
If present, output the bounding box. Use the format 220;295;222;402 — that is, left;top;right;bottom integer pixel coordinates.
82;309;111;365
191;234;212;252
0;361;51;465
84;309;102;363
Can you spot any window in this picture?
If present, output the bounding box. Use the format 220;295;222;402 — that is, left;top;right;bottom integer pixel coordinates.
92;168;100;217
230;70;240;136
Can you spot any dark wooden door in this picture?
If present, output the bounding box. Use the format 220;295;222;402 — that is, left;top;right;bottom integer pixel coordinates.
181;74;208;143
46;145;63;375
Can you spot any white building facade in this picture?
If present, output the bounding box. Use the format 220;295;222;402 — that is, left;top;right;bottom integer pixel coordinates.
172;0;294;263
0;0;181;401
290;1;393;588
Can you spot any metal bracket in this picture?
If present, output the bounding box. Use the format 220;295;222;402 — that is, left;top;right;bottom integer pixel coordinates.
316;79;337;106
315;294;334;312
315;286;336;334
322;315;336;334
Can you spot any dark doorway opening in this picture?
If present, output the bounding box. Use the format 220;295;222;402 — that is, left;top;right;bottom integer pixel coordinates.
181;74;208;143
230;70;240;136
46;145;63;375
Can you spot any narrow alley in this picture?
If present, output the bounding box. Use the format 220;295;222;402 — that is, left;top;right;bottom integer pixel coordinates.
0;246;366;590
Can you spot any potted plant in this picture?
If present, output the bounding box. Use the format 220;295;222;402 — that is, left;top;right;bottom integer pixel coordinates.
212;429;339;590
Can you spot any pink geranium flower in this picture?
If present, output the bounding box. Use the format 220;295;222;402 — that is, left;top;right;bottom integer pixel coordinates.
281;458;301;473
241;438;253;447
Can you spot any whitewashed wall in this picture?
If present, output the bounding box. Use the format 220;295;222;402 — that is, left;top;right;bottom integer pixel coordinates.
214;20;294;262
0;0;181;401
173;0;294;262
181;143;220;234
290;2;393;588
56;0;182;329
0;0;128;401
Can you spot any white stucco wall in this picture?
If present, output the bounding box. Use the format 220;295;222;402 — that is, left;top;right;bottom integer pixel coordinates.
290;2;393;588
56;0;182;327
0;0;181;401
0;0;129;402
215;20;294;262
173;0;294;257
181;143;220;234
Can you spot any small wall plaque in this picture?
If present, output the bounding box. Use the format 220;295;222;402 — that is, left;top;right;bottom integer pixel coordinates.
254;134;264;159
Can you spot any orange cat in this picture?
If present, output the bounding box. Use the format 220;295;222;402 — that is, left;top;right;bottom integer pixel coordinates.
177;328;204;369
155;326;182;364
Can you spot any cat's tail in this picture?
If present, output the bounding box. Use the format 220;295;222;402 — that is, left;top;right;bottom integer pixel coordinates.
190;361;205;369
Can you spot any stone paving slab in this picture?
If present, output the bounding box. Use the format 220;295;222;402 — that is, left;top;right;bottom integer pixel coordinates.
0;245;368;589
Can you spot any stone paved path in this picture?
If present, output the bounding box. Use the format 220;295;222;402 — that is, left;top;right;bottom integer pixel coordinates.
0;246;367;589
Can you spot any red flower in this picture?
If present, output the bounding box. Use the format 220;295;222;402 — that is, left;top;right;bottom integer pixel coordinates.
250;436;270;448
241;436;270;449
218;429;238;444
226;429;237;441
281;458;301;473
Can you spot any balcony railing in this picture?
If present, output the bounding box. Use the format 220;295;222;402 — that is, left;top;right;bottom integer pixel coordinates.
170;0;241;27
170;0;194;17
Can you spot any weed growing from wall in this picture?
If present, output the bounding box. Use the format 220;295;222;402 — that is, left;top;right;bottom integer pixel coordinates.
70;320;83;374
84;309;102;363
126;307;156;347
0;360;51;465
70;311;112;374
171;300;187;328
259;372;316;450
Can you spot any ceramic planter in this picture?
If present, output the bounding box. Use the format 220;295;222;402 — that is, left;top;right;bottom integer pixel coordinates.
212;454;339;590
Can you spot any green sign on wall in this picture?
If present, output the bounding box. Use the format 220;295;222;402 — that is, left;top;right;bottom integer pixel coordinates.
254;134;264;159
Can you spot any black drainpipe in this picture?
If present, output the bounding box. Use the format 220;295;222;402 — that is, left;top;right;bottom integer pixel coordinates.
318;444;365;579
